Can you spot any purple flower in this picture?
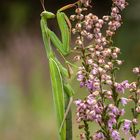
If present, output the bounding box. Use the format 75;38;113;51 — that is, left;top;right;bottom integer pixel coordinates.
86;80;100;91
86;80;93;90
108;117;117;130
93;132;105;140
108;104;119;116
122;80;130;89
86;94;97;105
80;82;85;87
75;99;82;106
115;80;129;93
92;68;98;75
111;130;121;140
121;97;128;106
122;119;132;133
115;83;125;93
77;74;84;81
119;109;125;116
75;100;87;122
93;105;102;114
94;114;102;123
75;94;104;122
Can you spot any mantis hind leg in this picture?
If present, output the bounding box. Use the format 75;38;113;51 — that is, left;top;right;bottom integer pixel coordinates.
65;94;73;140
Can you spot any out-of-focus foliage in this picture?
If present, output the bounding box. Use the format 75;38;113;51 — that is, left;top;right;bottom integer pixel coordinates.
0;0;140;139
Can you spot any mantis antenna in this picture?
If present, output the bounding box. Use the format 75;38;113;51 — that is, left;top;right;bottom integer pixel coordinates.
40;0;46;11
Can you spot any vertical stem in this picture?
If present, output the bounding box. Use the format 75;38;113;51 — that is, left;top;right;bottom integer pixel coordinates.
131;77;140;137
84;121;90;140
111;66;119;107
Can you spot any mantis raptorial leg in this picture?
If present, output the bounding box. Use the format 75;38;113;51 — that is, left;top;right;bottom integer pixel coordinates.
40;1;77;140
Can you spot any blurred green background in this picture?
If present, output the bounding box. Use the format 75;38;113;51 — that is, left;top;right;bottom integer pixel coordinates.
0;0;140;139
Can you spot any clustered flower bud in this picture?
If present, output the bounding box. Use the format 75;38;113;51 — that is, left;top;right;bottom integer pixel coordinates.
70;0;140;139
75;94;103;123
133;67;140;75
122;119;132;134
80;0;91;7
92;132;105;140
113;0;128;10
106;6;122;37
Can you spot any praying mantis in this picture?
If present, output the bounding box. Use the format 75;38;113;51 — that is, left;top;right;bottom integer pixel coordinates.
40;0;78;140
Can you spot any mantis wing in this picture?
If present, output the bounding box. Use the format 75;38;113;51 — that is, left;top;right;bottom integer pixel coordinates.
49;58;66;140
50;57;74;140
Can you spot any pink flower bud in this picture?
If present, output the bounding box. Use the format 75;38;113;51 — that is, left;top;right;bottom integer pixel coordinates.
106;30;114;36
76;39;83;46
132;118;138;125
87;59;93;64
98;19;104;25
70;15;76;21
76;23;82;30
116;60;123;65
133;67;140;74
75;8;82;14
136;89;140;95
136;106;140;113
112;7;119;13
103;16;110;21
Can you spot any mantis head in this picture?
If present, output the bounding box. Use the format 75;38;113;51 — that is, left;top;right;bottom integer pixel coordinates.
41;11;55;19
40;0;55;19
